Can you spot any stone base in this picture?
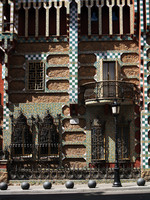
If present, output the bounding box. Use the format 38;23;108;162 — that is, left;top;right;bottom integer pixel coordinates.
0;172;8;183
141;169;150;181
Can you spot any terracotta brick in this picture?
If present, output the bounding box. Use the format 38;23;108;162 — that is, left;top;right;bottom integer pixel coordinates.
79;79;95;86
121;53;139;63
47;67;69;78
63;145;86;156
9;55;25;65
62;132;86;142
79;54;96;64
9;81;25;90
9;68;25;78
121;66;139;77
47;80;69;90
63;158;86;168
79;66;96;77
122;78;139;85
16;43;69;52
79;41;138;51
47;55;69;65
9;93;69;103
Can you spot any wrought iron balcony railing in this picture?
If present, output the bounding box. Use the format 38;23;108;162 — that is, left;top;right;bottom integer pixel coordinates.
81;81;139;103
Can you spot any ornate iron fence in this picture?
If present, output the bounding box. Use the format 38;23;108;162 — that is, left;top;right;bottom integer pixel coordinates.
7;161;140;180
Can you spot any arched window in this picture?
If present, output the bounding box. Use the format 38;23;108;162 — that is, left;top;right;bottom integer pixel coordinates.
112;5;119;34
123;5;130;34
11;112;33;156
60;4;67;35
38;112;59;156
18;6;25;36
91;5;98;34
102;5;109;34
28;5;35;36
49;5;56;35
80;4;88;35
39;6;46;36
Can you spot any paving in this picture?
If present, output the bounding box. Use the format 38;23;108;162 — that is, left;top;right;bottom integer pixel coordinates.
1;182;150;195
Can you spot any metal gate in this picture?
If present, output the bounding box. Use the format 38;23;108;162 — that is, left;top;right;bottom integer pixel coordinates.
8;110;63;180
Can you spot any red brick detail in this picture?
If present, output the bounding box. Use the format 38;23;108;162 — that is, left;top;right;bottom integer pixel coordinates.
133;157;140;168
0;164;7;169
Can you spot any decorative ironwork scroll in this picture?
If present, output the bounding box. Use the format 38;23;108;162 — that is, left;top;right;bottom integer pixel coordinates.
91;119;105;162
10;111;33;156
37;111;59;157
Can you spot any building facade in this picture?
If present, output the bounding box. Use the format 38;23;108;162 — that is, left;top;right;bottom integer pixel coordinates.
0;0;148;181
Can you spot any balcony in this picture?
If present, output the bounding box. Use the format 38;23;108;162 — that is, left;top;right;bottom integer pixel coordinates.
81;81;139;105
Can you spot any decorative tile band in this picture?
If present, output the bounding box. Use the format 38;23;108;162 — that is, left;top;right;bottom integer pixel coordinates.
140;0;144;33
146;0;150;27
141;33;150;169
96;52;122;59
3;80;9;131
69;2;78;104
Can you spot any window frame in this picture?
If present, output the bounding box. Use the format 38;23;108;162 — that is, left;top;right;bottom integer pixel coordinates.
91;119;106;162
99;60;120;98
27;61;45;92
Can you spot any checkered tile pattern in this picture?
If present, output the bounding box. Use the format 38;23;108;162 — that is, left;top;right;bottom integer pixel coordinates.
134;0;138;35
4;52;8;63
69;2;78;103
4;37;8;50
10;2;14;32
140;0;144;32
141;113;148;129
142;156;149;169
80;35;133;42
141;112;149;168
2;64;5;79
18;36;67;43
3;80;9;131
140;33;150;168
25;54;47;60
146;0;150;27
96;52;122;60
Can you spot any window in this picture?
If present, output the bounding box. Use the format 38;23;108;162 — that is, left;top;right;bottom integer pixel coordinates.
101;61;120;98
18;6;25;36
28;5;35;36
39;6;46;36
91;119;105;162
28;62;45;91
118;119;130;160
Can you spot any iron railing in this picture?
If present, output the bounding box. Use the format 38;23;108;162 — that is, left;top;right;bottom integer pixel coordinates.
7;161;140;180
81;81;139;103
